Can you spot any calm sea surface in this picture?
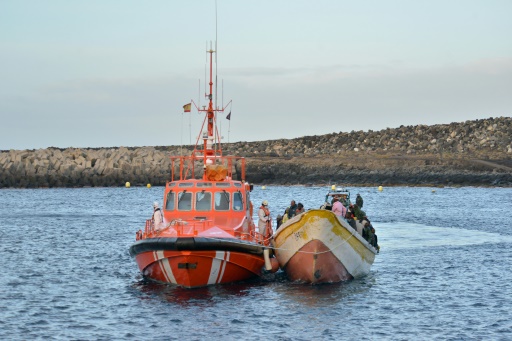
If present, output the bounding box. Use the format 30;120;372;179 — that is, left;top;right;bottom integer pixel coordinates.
1;185;511;340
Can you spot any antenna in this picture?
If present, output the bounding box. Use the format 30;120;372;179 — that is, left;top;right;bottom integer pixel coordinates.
204;41;207;96
228;102;231;144
180;112;185;155
221;79;224;150
215;47;218;151
215;0;218;65
215;0;219;151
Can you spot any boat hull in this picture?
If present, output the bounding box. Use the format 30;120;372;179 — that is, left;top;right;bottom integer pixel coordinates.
273;209;376;284
130;237;265;288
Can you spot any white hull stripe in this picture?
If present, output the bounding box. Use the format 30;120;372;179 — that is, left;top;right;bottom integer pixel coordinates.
207;251;230;285
207;251;223;285
155;251;176;284
218;251;230;284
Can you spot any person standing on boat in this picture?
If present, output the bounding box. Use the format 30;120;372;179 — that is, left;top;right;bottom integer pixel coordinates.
287;200;298;219
258;200;272;239
362;220;372;242
356;194;364;208
332;197;346;218
152;201;164;231
295;203;305;215
351;204;364;220
345;211;357;229
281;207;290;224
371;227;380;252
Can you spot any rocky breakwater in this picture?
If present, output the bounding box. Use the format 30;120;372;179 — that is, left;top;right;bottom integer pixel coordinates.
0;146;186;188
226;116;512;186
1;116;511;188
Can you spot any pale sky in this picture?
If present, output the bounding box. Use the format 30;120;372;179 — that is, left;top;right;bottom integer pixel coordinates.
1;0;511;150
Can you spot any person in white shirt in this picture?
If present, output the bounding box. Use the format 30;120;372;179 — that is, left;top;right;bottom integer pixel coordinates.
258;200;271;238
152;201;164;232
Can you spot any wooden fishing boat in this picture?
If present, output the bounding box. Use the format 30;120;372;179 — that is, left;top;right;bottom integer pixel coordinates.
130;48;272;288
272;189;377;284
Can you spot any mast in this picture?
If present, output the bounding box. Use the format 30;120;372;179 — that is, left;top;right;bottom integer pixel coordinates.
178;43;233;182
192;45;224;177
206;48;215;157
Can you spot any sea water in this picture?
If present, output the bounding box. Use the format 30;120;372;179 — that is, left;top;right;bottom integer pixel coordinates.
0;186;511;340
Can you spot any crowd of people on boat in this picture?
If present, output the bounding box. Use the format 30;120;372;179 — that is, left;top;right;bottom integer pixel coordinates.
325;193;379;251
268;193;379;252
273;200;305;229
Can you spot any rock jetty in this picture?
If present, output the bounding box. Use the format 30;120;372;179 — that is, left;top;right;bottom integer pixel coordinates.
1;116;511;188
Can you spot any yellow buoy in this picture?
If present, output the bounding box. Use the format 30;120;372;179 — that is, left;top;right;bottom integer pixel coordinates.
331;185;336;190
262;186;266;190
378;186;383;192
125;182;131;188
147;184;151;188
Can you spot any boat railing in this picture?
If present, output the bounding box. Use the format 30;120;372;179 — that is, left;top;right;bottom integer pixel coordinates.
250;230;270;246
139;216;266;243
170;155;246;182
144;219;153;236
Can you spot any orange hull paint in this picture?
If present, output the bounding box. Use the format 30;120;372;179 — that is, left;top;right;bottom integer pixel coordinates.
135;250;264;288
284;239;353;283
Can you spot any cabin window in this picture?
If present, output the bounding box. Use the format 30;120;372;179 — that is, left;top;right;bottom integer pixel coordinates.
197;182;213;187
234;182;242;188
177;191;192;211
196;192;212;211
178;183;194;187
214;191;230;211
233;192;244;211
165;191;175;210
215;183;231;187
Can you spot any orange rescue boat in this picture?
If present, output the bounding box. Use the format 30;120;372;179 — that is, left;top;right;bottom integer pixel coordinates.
130;48;272;288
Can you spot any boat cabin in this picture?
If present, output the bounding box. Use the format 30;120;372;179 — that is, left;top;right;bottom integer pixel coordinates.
163;180;251;216
160;179;254;238
324;187;351;208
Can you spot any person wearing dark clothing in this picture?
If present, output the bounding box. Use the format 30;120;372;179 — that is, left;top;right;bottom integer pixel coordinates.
347;204;355;219
371;227;379;251
341;195;350;207
351;204;358;216
362;221;371;242
276;214;283;229
288;200;298;219
356;194;363;208
345;211;357;230
352;204;366;220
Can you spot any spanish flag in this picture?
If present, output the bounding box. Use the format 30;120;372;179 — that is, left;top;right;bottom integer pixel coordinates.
183;103;191;112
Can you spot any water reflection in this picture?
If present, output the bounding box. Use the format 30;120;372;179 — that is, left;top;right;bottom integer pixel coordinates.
131;265;378;308
270;274;376;308
131;278;262;307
